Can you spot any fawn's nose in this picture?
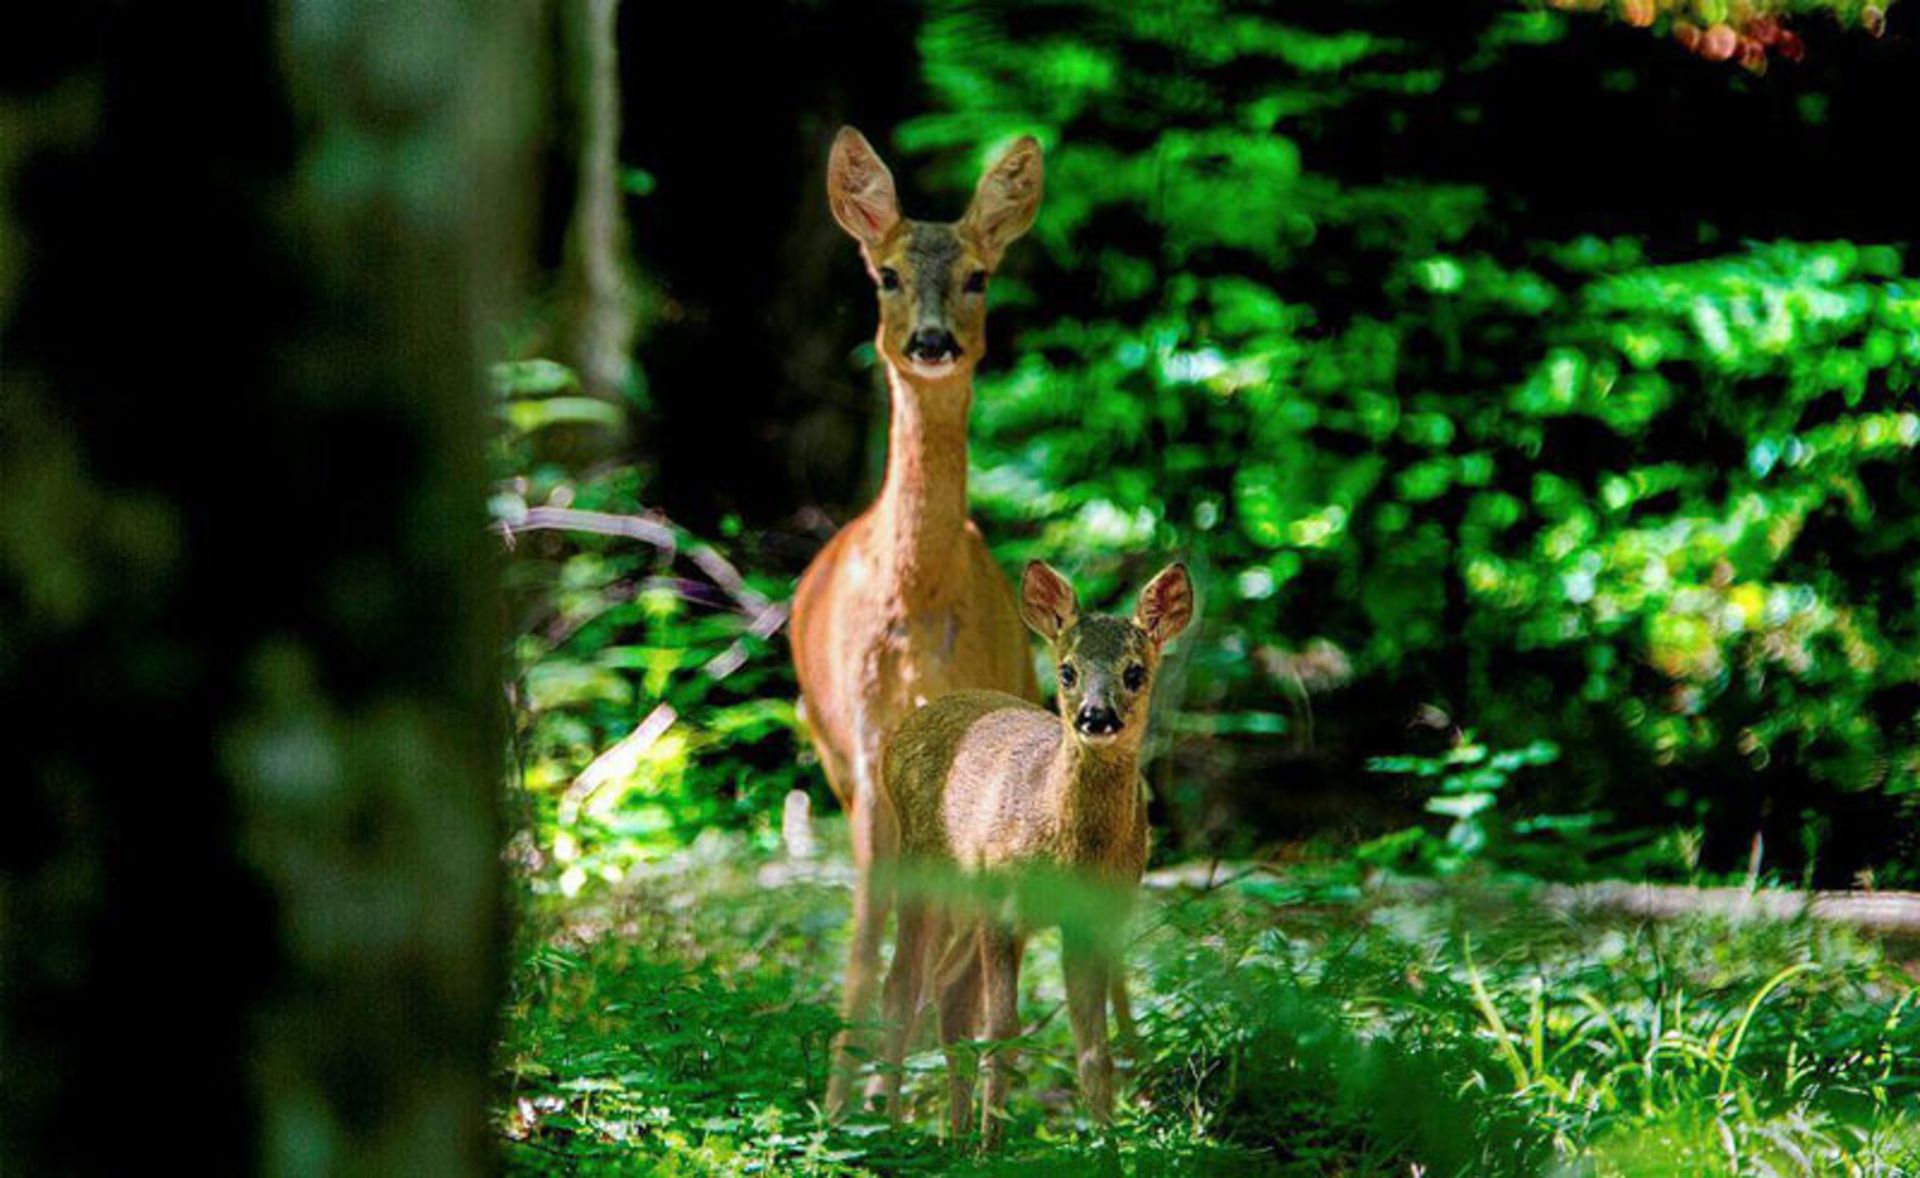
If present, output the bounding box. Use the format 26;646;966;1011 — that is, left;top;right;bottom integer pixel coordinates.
1075;703;1122;738
906;327;961;362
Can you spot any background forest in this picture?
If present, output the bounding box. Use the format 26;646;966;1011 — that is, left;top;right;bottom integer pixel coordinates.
481;2;1920;1173
5;1;1920;1176
505;0;1920;891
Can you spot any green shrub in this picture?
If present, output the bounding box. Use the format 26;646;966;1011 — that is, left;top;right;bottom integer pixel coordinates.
903;1;1920;876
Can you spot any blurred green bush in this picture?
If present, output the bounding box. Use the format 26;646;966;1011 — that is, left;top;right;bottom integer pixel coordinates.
895;2;1919;880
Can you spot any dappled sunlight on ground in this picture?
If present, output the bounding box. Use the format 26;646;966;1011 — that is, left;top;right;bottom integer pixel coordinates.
497;826;1920;1176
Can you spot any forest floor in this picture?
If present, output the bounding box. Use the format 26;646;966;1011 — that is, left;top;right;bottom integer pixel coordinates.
496;828;1920;1176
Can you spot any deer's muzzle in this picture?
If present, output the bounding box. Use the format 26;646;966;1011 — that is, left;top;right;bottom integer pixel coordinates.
905;327;961;363
1074;703;1122;738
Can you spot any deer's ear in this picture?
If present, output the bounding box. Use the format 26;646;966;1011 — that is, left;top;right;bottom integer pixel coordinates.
1134;563;1194;648
1021;561;1078;642
961;136;1043;266
827;127;900;248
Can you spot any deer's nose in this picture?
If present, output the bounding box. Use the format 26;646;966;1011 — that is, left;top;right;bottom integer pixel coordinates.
1075;704;1121;738
906;327;961;362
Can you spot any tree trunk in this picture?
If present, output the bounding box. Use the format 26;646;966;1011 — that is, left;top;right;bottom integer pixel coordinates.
0;2;534;1174
558;0;637;413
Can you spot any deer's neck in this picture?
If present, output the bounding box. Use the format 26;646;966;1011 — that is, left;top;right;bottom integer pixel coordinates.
873;364;973;605
1048;735;1142;855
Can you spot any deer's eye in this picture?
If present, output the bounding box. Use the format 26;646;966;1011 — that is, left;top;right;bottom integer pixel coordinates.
879;267;901;291
1123;664;1147;692
963;269;987;294
1058;663;1077;689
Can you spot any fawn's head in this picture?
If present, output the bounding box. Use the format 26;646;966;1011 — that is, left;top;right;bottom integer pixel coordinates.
827;127;1043;384
1021;562;1195;749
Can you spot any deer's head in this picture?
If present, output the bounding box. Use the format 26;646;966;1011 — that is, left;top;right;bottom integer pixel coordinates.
1021;562;1194;749
827;127;1043;384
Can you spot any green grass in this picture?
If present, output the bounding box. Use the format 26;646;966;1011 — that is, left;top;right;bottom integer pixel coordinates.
496;830;1920;1176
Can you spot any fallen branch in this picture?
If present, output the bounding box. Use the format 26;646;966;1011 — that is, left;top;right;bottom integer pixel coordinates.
1526;880;1920;940
493;502;788;678
702;602;787;680
1144;862;1920;941
496;504;675;551
560;702;677;822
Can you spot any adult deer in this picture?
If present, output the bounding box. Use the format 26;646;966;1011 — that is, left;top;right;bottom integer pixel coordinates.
790;127;1044;1118
876;562;1194;1146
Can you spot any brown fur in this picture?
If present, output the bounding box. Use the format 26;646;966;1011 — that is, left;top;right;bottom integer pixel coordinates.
792;127;1045;1120
869;563;1194;1146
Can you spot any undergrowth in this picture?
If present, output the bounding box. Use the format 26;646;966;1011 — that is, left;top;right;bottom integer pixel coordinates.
496;831;1920;1176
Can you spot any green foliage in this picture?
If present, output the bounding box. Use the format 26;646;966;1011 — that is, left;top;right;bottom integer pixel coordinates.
904;2;1920;870
496;833;1920;1175
493;363;804;895
1363;734;1565;874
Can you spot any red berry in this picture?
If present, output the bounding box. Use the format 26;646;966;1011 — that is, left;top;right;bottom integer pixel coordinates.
1622;0;1656;27
1738;38;1769;73
1776;29;1804;62
1701;22;1739;60
1674;19;1703;49
1746;16;1779;45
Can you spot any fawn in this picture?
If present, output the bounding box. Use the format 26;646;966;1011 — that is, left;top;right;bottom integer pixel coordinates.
789;128;1046;1118
871;561;1194;1146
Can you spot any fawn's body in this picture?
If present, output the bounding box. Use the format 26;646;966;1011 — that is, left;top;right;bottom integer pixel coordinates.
873;563;1194;1146
789;128;1044;1118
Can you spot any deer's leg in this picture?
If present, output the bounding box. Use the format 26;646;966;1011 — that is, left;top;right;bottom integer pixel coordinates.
826;757;898;1119
1109;972;1140;1058
1063;931;1115;1127
825;858;883;1118
874;902;934;1121
978;923;1024;1149
1110;810;1149;1060
813;738;855;816
934;923;982;1143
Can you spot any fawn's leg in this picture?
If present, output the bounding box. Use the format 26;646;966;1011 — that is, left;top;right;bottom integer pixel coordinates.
874;903;934;1121
978;924;1024;1149
1063;931;1115;1127
935;924;983;1142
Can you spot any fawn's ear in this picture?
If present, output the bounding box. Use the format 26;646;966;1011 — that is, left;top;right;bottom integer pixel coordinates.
827;127;900;248
1134;563;1194;648
961;136;1043;266
1021;561;1078;642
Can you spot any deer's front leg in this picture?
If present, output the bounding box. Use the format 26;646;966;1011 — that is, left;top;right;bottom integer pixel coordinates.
826;858;884;1119
827;763;898;1119
1062;931;1114;1127
977;923;1023;1149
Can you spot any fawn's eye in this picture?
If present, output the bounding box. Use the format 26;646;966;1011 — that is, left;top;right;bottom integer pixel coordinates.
1058;663;1077;689
963;269;987;294
1123;664;1147;692
879;267;901;291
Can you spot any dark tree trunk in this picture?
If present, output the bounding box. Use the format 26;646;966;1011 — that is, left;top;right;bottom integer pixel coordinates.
557;0;638;416
618;0;922;537
0;2;534;1174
